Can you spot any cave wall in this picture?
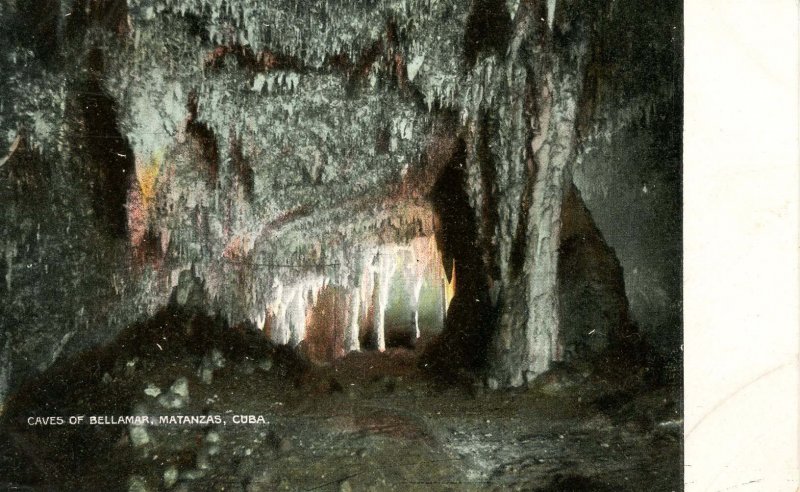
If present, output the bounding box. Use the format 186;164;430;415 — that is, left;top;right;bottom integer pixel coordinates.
0;0;682;399
571;0;682;354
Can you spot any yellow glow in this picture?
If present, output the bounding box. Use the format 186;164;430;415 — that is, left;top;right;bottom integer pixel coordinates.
445;261;456;311
137;151;162;208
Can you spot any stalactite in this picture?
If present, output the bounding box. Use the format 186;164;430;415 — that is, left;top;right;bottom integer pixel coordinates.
547;0;557;29
288;287;306;346
4;242;16;292
372;248;397;352
346;287;361;352
268;280;289;345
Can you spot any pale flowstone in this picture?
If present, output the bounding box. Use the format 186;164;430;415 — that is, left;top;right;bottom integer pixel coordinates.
199;366;214;385
170;377;189;398
210;349;226;368
196;452;211;470
163;466;179;488
198;354;216;384
180;469;205;481
129;425;151;447
144;384;161;397
257;358;273;372
128;476;150;492
157;393;185;409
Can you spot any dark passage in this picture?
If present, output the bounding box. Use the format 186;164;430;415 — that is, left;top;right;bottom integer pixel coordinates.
422;140;495;376
75;48;135;238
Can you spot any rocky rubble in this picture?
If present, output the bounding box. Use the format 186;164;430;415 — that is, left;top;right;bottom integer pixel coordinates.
0;302;679;490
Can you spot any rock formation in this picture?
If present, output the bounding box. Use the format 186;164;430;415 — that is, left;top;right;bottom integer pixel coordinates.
0;0;681;400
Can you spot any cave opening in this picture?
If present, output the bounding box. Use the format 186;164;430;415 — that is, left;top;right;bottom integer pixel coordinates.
296;241;448;363
421;138;496;377
236;232;450;377
383;266;445;350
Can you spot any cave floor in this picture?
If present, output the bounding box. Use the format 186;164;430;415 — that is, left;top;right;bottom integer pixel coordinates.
0;343;682;491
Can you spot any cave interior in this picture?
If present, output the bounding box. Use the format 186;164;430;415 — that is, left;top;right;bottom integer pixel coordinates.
0;0;682;490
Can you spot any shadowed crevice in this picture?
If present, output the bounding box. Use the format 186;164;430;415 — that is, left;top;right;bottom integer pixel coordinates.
421;139;495;378
76;48;135;239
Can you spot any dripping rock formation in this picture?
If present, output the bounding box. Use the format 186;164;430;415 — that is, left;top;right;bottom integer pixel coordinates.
0;0;681;489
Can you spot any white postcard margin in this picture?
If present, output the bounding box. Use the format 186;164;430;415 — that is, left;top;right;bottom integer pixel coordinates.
685;1;799;490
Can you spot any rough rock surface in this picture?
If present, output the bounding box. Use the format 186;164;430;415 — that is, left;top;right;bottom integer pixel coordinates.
0;0;680;396
0;310;681;490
